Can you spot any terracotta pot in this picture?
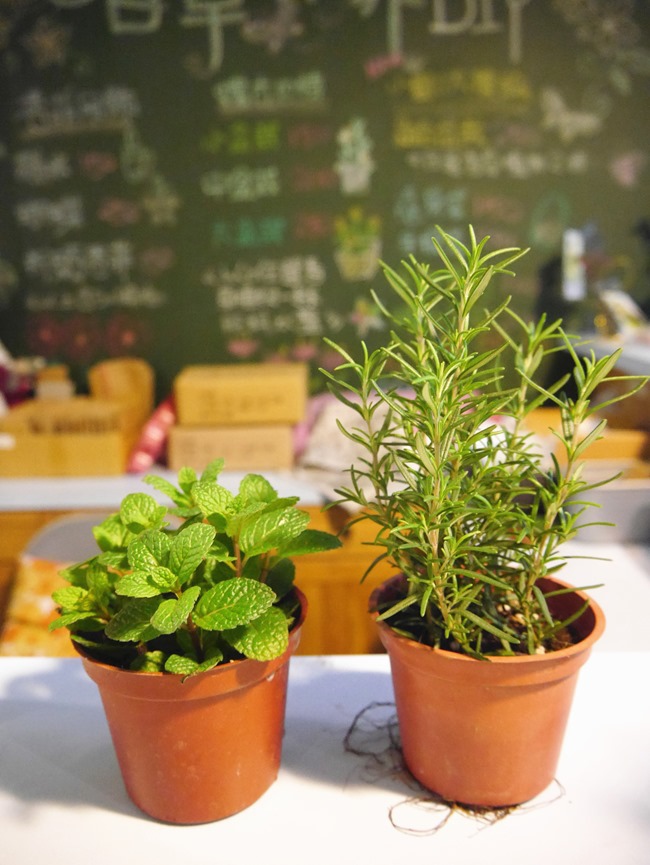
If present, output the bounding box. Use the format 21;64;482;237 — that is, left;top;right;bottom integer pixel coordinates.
370;576;605;807
79;588;307;824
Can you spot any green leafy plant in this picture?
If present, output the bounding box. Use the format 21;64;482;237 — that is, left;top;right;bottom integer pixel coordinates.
322;226;647;658
50;459;341;676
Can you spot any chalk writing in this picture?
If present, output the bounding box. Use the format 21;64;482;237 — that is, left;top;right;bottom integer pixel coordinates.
212;71;327;115
96;197;141;227
394;117;488;149
212;216;288;248
15;87;141;139
286;123;334;149
211;254;326;338
78;151;119;180
428;0;531;64
405;148;590;178
212;255;326;289
471;193;524;224
26;309;152;362
241;0;304;54
181;0;246;73
106;0;164;34
23;241;134;284
393;183;467;225
13;150;72;186
390;67;532;110
201;165;281;202
25;282;166;313
15;195;84;236
47;0;535;69
292;212;333;241
200;120;282;155
291;166;338;193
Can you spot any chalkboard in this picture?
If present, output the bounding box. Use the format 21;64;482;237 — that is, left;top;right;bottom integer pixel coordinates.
1;0;649;400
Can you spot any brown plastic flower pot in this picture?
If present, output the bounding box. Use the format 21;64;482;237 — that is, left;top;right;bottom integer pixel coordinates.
370;577;605;808
79;588;307;824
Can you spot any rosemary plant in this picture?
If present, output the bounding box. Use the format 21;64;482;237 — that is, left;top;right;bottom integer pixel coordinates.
323;226;646;657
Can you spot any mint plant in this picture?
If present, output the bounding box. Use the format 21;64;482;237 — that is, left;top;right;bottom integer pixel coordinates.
322;226;646;657
50;459;341;675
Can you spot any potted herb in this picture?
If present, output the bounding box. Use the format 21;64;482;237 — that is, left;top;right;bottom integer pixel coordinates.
50;458;341;823
322;226;646;807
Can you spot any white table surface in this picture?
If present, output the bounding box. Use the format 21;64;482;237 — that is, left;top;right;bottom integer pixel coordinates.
1;641;649;865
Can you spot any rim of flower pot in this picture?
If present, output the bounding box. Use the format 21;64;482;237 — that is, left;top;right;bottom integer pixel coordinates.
369;574;605;675
74;585;307;700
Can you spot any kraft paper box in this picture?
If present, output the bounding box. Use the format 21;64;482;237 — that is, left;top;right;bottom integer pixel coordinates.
168;424;295;472
524;409;650;460
174;363;308;427
0;398;132;476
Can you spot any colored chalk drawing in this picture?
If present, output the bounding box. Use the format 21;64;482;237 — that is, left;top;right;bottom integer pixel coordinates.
335;118;376;194
334;207;382;281
0;0;647;394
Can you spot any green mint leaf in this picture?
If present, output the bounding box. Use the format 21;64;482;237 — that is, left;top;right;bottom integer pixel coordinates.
143;474;190;507
58;561;93;589
150;586;201;634
127;530;171;571
130;650;166;672
115;572;164;598
92;514;132;552
97;551;128;569
86;562;117;609
223;606;289;660
241;555;263;580
120;493;167;533
164;649;223;678
205;539;235;565
164;654;199;676
237;473;278;505
169;523;216;581
49;611;101;631
265;558;295;599
278;528;343;557
192;481;235;521
105;598;161;642
200;458;225;483
238;506;310;557
177;466;198;494
52;585;90;609
192;578;275;630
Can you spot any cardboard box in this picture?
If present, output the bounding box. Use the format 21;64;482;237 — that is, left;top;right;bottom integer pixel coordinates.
174;363;307;427
0;398;132;476
168;424;295;472
524;409;650;461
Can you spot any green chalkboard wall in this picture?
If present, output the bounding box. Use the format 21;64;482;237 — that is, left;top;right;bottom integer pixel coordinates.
1;0;649;398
